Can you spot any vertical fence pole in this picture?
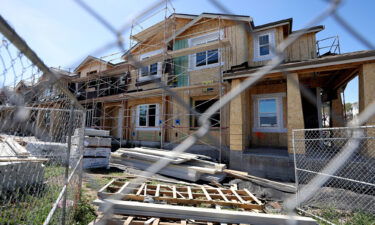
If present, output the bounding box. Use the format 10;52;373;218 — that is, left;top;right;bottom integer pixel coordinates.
292;129;300;209
61;102;75;225
76;110;86;203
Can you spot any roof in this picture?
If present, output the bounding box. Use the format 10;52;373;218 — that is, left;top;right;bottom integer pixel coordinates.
252;18;293;33
74;56;114;72
223;50;375;80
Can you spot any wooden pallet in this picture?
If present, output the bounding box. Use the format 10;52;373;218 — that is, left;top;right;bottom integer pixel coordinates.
98;179;263;211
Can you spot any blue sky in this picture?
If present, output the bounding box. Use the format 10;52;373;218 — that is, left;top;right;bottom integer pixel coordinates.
1;0;374;102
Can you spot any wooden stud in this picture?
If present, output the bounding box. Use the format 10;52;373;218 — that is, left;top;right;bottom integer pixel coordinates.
187;186;193;200
136;183;146;195
155;184;161;197
123;216;134;225
216;188;229;202
201;186;212;201
243;189;262;205
230;187;245;203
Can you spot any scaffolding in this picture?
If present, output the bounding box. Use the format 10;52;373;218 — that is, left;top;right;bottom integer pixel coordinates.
68;2;238;162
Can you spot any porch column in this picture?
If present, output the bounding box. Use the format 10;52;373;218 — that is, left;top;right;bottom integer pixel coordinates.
229;79;246;151
331;89;345;127
287;73;305;154
359;63;375;157
229;79;248;170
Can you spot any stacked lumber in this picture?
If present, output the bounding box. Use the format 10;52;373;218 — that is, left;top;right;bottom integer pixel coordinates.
72;128;111;169
0;136;46;192
111;147;226;182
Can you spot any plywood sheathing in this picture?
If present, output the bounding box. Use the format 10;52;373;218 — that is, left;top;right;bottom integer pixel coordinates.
229;79;248;151
359;62;375;157
249;82;288;148
287;73;305;154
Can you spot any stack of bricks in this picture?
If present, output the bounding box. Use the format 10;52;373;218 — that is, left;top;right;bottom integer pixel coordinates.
72;128;111;169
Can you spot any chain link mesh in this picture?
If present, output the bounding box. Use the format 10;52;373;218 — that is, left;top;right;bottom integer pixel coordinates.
1;0;375;224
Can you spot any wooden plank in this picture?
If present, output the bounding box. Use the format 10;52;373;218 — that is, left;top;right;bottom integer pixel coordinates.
117;182;130;194
201;186;212;201
121;194;263;210
123;216;134;225
187;186;193;200
230;187;245;203
243;189;262;205
216;188;229;202
136;183;146;195
144;218;156;225
155;184;161;197
95;200;317;225
152;218;160;225
172;186;177;199
144;184;147;196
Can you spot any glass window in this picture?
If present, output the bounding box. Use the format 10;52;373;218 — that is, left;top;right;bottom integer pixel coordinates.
138;105;147;126
259;34;270;56
207;49;219;64
148;104;156;127
258;98;277;127
137;104;158;128
196;51;206;67
149;63;158;75
140;66;149;77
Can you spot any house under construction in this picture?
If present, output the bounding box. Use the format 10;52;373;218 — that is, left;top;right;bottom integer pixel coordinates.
30;9;375;181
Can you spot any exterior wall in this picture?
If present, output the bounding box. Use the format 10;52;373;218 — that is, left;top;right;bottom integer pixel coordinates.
248;26;317;66
286;33;317;62
126;96;163;143
248;82;288;148
78;61;111;78
248;26;285;67
166;85;229;148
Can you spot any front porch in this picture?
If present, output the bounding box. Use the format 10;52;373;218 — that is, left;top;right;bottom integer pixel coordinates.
226;56;375;181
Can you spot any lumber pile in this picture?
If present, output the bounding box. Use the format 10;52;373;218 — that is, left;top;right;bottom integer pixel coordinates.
224;169;297;193
111;147;226;182
72;128;111;169
93;179;317;225
0;136;46;192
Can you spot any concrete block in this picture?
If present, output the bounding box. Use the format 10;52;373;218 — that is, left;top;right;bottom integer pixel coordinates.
83;148;111;157
72;136;111;147
83;157;110;169
74;128;110;137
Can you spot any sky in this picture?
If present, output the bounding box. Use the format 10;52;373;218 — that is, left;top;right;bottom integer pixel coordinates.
1;0;374;103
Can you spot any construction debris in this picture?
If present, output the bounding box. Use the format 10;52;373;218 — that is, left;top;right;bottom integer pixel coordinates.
97;179;263;210
73;128;111;169
224;169;297;193
111;148;226;182
93;177;316;225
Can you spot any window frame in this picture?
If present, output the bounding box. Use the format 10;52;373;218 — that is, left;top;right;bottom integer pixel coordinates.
253;29;275;62
190;98;220;129
188;30;224;71
135;104;160;131
138;49;163;81
252;93;286;133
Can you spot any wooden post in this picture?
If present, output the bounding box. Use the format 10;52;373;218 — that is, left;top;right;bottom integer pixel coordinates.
331;89;345;127
359;63;375;157
287;73;305;154
229;79;247;151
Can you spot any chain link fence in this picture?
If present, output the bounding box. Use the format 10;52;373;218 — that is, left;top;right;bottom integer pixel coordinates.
1;0;375;224
293;126;375;224
0;16;86;225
